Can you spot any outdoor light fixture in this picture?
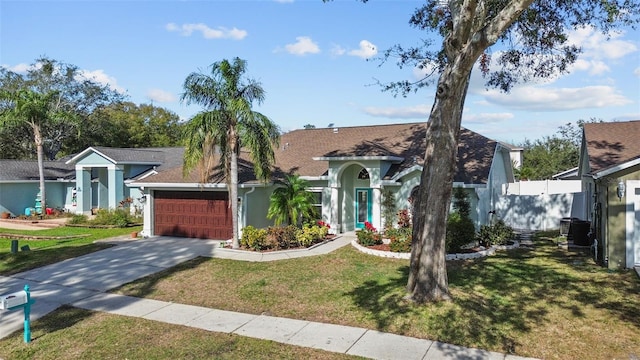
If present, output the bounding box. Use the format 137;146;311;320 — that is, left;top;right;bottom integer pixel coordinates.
617;180;626;200
138;195;147;204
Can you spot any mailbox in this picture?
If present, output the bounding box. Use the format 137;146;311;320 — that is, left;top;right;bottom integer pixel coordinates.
0;290;28;310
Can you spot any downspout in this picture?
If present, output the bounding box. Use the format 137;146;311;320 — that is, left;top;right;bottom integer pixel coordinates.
242;186;257;231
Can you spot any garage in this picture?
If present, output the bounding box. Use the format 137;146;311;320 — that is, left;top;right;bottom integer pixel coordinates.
154;190;233;239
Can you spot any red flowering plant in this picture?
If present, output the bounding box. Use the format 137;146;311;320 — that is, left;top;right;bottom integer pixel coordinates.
357;221;382;246
317;220;330;229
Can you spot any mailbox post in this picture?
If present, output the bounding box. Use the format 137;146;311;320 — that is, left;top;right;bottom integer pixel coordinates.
0;284;34;343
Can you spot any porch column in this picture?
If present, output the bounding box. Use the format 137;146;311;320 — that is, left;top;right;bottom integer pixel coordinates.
107;165;124;209
330;186;340;233
75;167;92;215
372;187;382;231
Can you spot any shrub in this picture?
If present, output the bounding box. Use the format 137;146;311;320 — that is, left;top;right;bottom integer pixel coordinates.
446;187;476;253
92;208;138;227
68;214;88;225
381;189;396;231
397;209;411;229
446;212;476;253
356;222;382;246
476;219;514;247
388;227;412;253
241;226;269;250
266;225;298;249
297;224;329;247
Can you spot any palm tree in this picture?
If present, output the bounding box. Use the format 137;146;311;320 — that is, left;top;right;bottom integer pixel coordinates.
0;89;69;215
267;174;317;227
181;58;280;248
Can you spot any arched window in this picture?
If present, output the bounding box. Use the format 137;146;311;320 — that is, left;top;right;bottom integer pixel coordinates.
358;168;370;180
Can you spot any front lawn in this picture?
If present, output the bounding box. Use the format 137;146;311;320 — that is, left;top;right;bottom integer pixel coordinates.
110;232;640;359
0;230;638;359
0;306;362;360
0;226;140;275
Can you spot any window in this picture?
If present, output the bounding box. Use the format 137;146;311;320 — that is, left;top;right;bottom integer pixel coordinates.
358;168;370;180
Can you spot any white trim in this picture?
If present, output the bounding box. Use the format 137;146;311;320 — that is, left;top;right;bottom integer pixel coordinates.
313;156;404;162
299;176;329;181
594;158;640;179
626;180;640;267
391;164;422;181
66;147;116;165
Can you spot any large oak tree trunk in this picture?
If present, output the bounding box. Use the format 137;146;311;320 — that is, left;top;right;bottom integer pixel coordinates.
407;64;471;303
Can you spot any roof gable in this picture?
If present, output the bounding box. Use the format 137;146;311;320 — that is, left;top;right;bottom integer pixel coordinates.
136;122;500;185
274;122;497;184
583;120;640;176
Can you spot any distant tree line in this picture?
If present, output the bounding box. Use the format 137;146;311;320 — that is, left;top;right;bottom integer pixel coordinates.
0;57;183;161
516;118;601;181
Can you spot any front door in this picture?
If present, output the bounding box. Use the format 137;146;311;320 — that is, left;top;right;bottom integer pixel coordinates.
355;188;372;229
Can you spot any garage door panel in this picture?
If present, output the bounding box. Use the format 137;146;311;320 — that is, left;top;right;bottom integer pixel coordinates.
154;191;232;239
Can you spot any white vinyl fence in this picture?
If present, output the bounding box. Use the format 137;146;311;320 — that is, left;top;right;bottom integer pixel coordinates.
494;180;587;230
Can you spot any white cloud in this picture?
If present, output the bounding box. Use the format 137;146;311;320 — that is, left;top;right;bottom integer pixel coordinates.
569;27;637;60
4;63;31;73
165;22;247;40
147;89;176;103
635;67;640;77
348;40;377;59
462;112;514;124
362;104;430;119
483;85;632;111
76;69;125;93
284;36;320;56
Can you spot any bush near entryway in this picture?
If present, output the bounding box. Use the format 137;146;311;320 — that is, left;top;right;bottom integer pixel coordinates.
67;209;141;228
240;222;330;251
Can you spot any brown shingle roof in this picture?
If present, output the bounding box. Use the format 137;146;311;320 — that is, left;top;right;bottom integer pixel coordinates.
273;122;497;184
584;120;640;174
138;122;498;185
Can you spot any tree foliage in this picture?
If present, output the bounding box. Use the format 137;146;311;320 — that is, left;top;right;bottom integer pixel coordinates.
267;174;317;227
518;118;602;180
0;57;125;160
70;101;183;151
367;0;639;304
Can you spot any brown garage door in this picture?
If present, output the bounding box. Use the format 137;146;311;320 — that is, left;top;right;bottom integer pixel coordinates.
154;191;233;239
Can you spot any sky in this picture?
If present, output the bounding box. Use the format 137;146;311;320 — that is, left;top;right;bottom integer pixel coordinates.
1;0;639;145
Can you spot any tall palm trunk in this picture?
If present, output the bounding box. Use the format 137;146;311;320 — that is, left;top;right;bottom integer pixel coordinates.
229;129;239;249
32;122;46;216
407;65;471;303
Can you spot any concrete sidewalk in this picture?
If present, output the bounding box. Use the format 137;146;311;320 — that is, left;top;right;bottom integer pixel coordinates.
0;235;537;359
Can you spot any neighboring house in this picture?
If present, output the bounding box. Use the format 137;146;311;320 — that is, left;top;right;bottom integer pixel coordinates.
0;147;183;218
0;159;75;216
578;120;640;269
131;122;518;239
0;122;518;240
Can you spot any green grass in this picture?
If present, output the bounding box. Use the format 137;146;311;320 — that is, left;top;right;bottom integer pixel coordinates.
0;306;363;360
111;233;640;360
0;226;140;275
0;230;638;359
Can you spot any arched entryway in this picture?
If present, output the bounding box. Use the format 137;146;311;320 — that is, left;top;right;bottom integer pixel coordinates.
338;164;373;232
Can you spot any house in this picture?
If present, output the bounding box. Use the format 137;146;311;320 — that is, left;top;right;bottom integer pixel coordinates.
578;120;640;269
0;147;182;218
0;122;518;239
0;159;76;216
131;122;518;238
